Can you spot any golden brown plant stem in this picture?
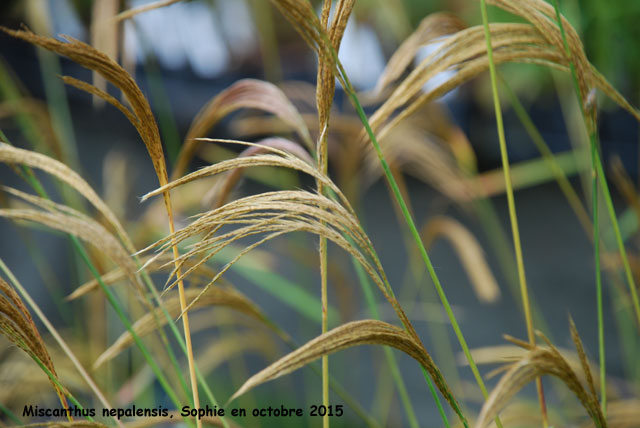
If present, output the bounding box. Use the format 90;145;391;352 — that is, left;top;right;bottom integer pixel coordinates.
165;197;201;428
317;3;332;428
114;0;181;22
0;258;124;428
478;1;548;426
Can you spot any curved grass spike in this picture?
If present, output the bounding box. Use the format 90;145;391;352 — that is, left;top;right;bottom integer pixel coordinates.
141;144;465;425
0;140;203;422
257;1;465;424
228;320;459;412
0;28;206;427
0;276;70;419
422;217;500;304
478;0;547;425
474;330;606;428
0;136;251;420
262;1;478;425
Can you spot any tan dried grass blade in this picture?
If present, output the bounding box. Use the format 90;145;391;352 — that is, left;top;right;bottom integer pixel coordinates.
315;0;355;136
0;143;134;252
568;317;598;402
422;216;500;303
141;187;421;346
91;0;119;108
141;191;372;292
461;344;618;400
0;277;68;409
114;0;182;22
94;286;268;368
61;76;138;128
172;80;313;179
474;332;606;428
229;320;458;410
268;0;336;68
361;118;476;202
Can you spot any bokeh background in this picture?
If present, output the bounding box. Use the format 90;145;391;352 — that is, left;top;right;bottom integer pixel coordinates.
1;0;639;426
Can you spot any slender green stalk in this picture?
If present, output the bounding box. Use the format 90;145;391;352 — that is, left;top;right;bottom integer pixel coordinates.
0;401;22;425
322;183;428;428
478;2;547;425
68;238;188;418
29;352;95;423
499;77;591;235
550;0;640;416
331;54;472;427
352;259;426;428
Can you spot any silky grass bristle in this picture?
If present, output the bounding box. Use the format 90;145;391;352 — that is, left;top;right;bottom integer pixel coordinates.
474;329;606;428
0;277;69;412
228;319;462;419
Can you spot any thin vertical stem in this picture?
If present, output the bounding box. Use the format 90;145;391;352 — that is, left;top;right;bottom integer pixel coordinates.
332;53;475;428
478;1;548;426
550;0;623;417
317;3;332;427
167;217;201;428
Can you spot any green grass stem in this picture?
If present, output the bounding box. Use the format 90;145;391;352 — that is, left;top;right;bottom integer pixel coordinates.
550;0;640;417
331;46;471;428
0;401;22;425
478;1;546;425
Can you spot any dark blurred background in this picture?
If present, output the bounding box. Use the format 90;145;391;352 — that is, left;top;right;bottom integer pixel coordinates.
1;0;639;426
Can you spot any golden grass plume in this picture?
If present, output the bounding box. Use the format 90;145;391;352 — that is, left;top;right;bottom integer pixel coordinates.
0;276;69;411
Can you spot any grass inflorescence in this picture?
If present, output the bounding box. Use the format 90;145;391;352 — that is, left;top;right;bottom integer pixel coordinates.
0;0;639;427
